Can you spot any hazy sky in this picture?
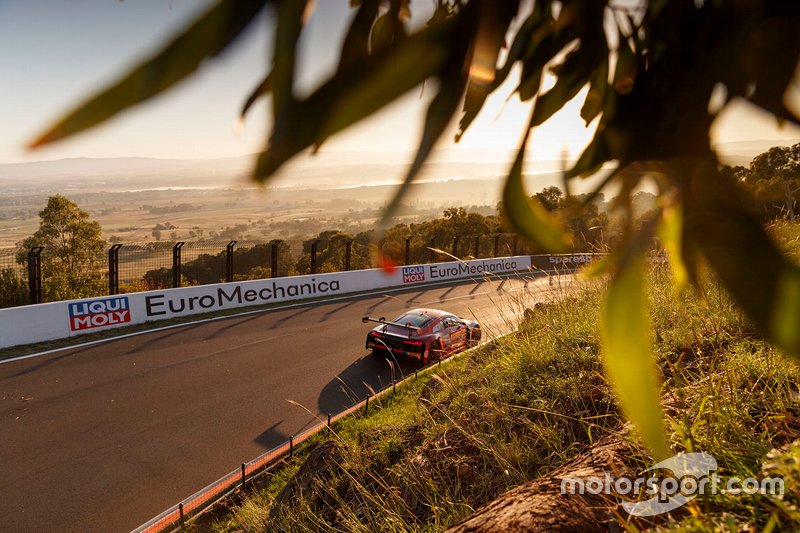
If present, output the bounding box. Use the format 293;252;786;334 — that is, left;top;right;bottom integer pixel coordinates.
1;0;799;166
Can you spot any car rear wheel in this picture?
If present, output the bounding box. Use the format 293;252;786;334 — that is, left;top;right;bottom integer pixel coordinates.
430;341;445;363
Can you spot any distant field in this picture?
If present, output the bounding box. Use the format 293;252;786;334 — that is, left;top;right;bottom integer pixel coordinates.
0;177;516;247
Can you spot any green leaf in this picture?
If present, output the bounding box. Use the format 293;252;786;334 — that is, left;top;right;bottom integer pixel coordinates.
381;71;468;227
772;270;800;353
457;1;522;140
516;29;573;102
502;128;571;252
612;28;637;96
602;252;670;461
531;48;592;127
657;203;688;291
256;14;459;180
742;17;800;127
338;0;380;70
240;73;272;120
579;39;609;124
566;130;611;179
30;0;269;148
271;0;308;116
681;158;800;358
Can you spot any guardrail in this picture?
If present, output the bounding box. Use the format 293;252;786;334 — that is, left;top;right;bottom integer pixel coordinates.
130;264;594;533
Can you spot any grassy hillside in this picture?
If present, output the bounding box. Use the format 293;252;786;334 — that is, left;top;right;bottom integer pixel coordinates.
209;242;800;531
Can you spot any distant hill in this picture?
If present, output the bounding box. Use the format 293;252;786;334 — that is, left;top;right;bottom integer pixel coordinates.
2;141;796;191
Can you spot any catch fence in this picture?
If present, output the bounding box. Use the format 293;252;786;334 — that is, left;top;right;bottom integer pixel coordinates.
1;233;541;309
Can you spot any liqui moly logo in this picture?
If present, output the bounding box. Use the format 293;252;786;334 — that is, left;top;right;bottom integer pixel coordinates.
68;297;132;331
402;266;425;283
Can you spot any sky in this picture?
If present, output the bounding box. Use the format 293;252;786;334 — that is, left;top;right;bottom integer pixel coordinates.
0;0;799;167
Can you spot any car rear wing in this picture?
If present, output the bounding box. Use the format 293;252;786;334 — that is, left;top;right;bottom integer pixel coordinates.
362;316;420;337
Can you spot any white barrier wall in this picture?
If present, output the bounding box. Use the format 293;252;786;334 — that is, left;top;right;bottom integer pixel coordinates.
0;256;531;350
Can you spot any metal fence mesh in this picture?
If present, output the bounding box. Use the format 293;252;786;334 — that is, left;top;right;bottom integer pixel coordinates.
1;234;531;309
118;241;174;292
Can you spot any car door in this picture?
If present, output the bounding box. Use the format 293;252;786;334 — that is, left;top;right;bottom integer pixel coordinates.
444;316;467;350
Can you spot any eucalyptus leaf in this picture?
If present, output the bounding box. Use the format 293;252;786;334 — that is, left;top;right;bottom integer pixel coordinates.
657;203;688;291
240;73;272;120
602;252;670;461
502;127;571;252
257;14;460;180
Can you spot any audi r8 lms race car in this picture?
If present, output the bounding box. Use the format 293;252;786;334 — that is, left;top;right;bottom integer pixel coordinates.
363;308;481;364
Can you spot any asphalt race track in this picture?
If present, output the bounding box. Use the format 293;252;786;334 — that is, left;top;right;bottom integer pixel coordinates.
0;273;571;532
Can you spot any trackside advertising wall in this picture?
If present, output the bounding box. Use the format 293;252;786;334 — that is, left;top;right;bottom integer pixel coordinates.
0;256;531;350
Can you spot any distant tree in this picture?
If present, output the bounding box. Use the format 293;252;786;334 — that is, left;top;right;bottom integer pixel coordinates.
16;194;106;301
534;187;564;212
151;229;162;241
727;144;800;220
0;268;27;308
295;231;371;274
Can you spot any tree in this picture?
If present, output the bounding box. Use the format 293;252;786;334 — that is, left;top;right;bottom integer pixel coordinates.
730;144;800;220
534;187;563;212
16;195;107;301
0;268;27;308
28;0;800;460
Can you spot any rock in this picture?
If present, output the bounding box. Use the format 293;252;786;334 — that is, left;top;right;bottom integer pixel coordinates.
273;440;343;507
445;435;635;532
456;462;478;484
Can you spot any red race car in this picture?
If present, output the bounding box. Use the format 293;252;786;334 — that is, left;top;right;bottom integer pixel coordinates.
363;308;481;364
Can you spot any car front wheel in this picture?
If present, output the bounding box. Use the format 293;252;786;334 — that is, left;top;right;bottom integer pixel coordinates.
467;326;482;347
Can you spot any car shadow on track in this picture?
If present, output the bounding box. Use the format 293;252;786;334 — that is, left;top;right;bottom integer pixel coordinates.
317;352;424;417
253;419;289;450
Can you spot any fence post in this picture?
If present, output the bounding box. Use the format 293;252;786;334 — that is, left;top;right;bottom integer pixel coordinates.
494;234;501;257
225;241;237;283
27;247;43;305
452;236;459;258
172;242;185;288
429;237;436;263
310;239;321;274
289;436;294;457
179;502;185;530
241;463;246;490
108;244;122;295
345;239;354;271
270;239;282;278
473;235;480;258
405;237;412;265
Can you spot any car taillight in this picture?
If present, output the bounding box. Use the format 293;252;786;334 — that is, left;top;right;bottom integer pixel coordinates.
369;331;379;337
406;339;423;346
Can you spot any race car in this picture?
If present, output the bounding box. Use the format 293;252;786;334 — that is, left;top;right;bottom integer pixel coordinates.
363;308;481;364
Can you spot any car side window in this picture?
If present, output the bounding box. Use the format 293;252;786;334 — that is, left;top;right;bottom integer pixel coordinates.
433;322;444;333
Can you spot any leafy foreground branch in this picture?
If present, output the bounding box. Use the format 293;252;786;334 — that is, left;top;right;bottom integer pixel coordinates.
208;265;800;532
